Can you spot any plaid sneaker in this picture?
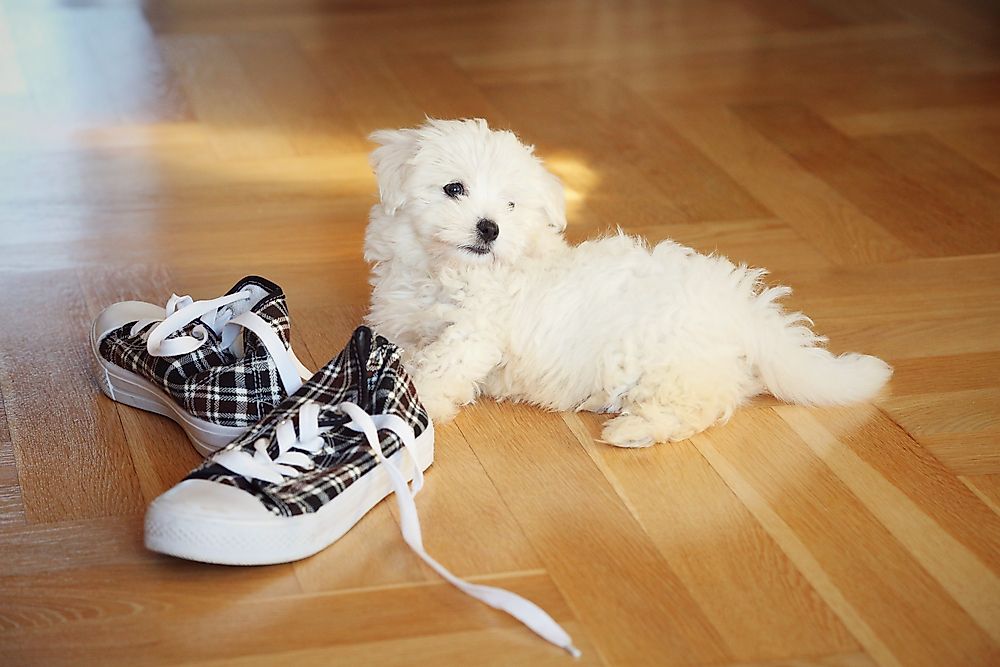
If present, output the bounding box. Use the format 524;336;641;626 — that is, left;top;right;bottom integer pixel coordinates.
144;326;580;657
91;276;312;454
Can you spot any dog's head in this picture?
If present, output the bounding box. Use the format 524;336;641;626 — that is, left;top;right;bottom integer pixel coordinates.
368;118;566;265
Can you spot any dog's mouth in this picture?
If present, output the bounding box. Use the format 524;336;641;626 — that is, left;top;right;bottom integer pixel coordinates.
459;244;492;256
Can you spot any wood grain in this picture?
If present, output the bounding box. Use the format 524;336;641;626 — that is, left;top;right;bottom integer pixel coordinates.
1;0;998;664
161;34;296;160
778;407;1000;642
0;270;144;522
695;410;997;666
0;569;583;666
660;105;914;265
962;474;1000;515
734;103;998;256
565;412;859;662
0;389;24;526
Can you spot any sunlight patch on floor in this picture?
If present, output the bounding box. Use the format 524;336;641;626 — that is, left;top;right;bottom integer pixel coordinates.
545;152;599;223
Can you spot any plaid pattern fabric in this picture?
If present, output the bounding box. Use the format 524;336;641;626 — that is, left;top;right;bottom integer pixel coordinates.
98;276;293;427
186;326;430;517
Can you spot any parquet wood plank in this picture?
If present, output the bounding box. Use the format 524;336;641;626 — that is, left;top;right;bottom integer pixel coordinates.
565;412;859;662
465;21;942;90
456;402;729;666
0;270;143;523
806;70;1000;117
878;0;1000;50
0;389;25;526
623;33;985;103
694;410;998;666
405;419;546;577
887;352;1000;395
962;474;1000;515
540;78;771;224
229;33;368;156
154;0;750;55
160;34;295;160
631;219;833;275
735;0;848;30
778;406;1000;642
0;150;357;216
773;254;1000;321
2;515;155;576
292;508;431;592
829;104;1000;136
882;388;1000;442
818;314;999;360
934;126;1000;179
734;103;999;256
717;651;876;667
0;516;302;597
0;119;208;156
806;0;903;24
659;105;913;265
858;133;1000;240
919;433;1000;476
304;49;426;133
181;623;600;667
384;53;510;129
0;570;582;667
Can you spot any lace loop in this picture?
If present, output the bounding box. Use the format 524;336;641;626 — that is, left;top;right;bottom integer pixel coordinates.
140;291;253;358
131;289;312;396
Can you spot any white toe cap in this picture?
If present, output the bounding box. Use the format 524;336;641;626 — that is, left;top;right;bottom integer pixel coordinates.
149;479;274;521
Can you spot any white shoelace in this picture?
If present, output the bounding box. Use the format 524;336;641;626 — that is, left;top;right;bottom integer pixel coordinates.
216;401;581;658
214;402;329;485
131;290;311;395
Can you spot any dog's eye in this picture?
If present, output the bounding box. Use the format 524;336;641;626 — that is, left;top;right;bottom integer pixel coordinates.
443;182;465;198
508;201;515;210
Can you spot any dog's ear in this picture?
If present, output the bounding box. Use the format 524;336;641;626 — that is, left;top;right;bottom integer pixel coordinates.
539;168;567;233
369;129;418;215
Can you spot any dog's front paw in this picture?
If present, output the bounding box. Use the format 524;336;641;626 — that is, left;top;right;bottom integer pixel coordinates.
411;372;461;423
420;391;460;423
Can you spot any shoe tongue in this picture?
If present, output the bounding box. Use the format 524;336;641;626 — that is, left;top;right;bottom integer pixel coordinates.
226;276;292;350
227;275;283;299
348;326;373;407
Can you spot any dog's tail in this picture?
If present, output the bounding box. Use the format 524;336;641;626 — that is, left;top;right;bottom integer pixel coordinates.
752;289;892;406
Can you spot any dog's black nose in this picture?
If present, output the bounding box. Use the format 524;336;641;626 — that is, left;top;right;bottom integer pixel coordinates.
477;218;499;243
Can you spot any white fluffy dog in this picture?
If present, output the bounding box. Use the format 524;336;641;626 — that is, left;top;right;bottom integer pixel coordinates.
363;118;892;447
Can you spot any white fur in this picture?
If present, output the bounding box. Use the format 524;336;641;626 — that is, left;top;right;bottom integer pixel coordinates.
364;118;892;447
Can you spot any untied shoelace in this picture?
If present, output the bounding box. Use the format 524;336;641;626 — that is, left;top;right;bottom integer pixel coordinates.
215;400;582;658
131;290;312;395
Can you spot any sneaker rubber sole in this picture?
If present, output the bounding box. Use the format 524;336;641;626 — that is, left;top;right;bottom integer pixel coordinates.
90;314;247;456
143;423;434;565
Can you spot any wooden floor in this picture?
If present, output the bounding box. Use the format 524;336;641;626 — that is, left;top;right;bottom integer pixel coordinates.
2;0;999;664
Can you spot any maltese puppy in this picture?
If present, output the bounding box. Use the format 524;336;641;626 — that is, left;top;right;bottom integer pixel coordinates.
363;118;891;447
